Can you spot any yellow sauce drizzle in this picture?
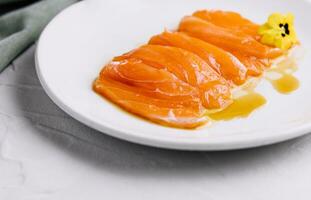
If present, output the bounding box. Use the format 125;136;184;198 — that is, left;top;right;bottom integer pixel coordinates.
208;92;266;121
270;74;299;94
265;55;300;94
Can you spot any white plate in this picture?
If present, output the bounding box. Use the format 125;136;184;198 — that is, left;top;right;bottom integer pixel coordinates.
36;0;311;150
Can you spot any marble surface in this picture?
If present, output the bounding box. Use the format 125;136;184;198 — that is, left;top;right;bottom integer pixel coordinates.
1;46;311;199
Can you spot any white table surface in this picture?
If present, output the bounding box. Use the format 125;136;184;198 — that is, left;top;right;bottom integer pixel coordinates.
1;45;311;200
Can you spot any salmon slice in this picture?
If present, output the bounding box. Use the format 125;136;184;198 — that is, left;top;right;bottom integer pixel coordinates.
193;10;260;40
149;31;247;85
93;76;208;128
232;52;270;76
178;16;283;59
190;11;277;75
114;44;232;109
102;58;202;110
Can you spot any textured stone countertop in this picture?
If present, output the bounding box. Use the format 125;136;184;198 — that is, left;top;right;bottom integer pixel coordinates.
1;46;311;199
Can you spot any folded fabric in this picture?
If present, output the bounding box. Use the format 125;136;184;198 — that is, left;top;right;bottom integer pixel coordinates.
0;0;77;72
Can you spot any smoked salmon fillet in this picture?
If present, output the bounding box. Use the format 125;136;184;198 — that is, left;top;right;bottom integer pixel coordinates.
191;10;274;76
94;59;208;128
93;9;287;128
149;31;247;85
94;77;208;128
178;16;283;59
193;10;260;40
102;58;202;108
114;45;232;109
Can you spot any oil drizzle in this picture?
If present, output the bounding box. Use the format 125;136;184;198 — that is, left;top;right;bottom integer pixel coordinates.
266;55;300;94
270;74;299;94
208;92;266;121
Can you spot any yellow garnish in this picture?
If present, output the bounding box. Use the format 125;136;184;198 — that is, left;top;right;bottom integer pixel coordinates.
258;13;298;50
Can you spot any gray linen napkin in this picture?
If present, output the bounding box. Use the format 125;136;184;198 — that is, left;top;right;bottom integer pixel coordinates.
0;0;77;72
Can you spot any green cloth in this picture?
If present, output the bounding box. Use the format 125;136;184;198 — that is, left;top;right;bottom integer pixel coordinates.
0;0;77;72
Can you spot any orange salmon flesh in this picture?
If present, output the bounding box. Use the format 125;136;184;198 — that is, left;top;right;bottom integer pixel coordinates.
93;10;285;128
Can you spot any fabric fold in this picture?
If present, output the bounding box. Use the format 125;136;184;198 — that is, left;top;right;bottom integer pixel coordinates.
0;0;77;72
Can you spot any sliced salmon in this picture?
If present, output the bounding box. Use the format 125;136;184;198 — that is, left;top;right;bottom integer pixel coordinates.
114;44;232;109
178;16;283;59
94;75;208;128
93;9;289;128
102;58;202;110
232;52;270;76
190;11;277;76
193;10;260;40
149;31;247;85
